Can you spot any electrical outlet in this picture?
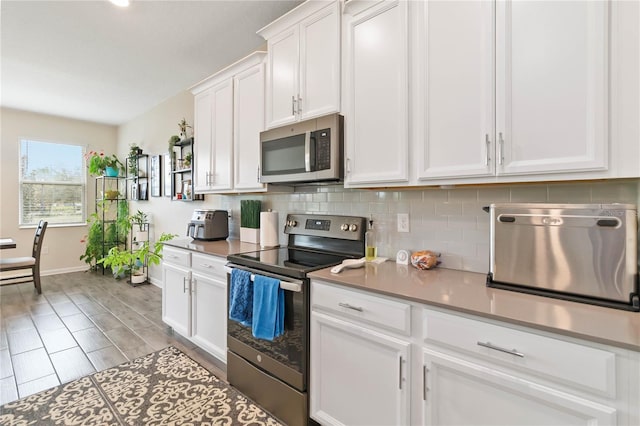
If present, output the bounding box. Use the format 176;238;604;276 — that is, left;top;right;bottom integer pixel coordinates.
397;213;410;233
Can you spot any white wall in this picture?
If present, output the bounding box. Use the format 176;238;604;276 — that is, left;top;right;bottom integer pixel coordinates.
0;107;117;274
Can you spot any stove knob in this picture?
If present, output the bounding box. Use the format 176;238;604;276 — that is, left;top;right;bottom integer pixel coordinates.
287;220;298;227
349;224;358;232
340;224;349;231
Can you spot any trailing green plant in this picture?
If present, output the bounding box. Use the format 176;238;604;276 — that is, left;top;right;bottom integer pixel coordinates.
240;200;261;229
116;200;131;241
183;152;192;168
97;232;177;277
168;135;180;159
80;212;104;270
127;144;142;176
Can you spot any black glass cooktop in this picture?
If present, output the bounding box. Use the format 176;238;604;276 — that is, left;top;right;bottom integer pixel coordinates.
227;247;354;279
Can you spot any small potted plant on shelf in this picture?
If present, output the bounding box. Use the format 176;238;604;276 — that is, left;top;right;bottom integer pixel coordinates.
168;135;180;161
183;152;192;168
86;150;124;177
130;210;149;243
240;200;261;244
178;118;191;141
97;232;176;284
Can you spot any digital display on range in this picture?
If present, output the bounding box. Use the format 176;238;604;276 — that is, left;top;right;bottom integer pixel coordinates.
305;219;331;231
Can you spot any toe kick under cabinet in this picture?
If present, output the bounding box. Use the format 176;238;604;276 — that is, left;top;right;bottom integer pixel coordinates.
162;246;227;362
310;279;640;426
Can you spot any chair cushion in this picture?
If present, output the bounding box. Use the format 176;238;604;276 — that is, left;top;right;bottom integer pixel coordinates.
0;256;36;269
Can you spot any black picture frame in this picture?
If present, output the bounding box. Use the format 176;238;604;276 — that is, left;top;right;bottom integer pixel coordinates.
150;155;161;197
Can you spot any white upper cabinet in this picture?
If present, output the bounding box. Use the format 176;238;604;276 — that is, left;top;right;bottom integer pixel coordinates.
233;63;266;192
496;0;608;176
259;1;341;128
417;0;609;183
190;52;267;194
343;0;409;187
415;0;495;180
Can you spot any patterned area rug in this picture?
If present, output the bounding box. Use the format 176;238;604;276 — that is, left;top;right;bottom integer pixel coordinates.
0;346;283;425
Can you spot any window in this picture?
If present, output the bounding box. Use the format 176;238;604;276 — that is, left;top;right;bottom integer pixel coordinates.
19;139;86;226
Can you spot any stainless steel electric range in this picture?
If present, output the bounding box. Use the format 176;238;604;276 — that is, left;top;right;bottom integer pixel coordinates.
226;213;366;426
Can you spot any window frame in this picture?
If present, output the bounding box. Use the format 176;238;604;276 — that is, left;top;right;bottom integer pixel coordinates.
18;138;87;228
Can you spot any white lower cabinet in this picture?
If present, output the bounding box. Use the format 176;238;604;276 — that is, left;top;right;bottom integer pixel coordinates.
310;281;410;426
162;262;191;337
162;247;227;363
421;349;615;426
310;279;640;426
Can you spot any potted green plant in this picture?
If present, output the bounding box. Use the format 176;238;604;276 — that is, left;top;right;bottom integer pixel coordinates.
86;150;123;177
183;152;192;168
178;118;191;141
97;232;176;283
240;200;261;244
130;210;149;242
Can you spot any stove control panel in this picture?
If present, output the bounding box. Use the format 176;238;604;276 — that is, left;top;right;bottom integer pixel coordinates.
284;214;366;241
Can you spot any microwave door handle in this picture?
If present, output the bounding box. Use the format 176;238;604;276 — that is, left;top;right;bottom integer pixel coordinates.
305;131;311;172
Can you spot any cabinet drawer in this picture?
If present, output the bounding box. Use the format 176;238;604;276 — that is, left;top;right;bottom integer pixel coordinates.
191;253;226;279
423;309;616;396
312;281;411;336
162;246;191;268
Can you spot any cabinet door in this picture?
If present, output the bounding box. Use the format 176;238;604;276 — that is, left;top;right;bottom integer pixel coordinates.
233;62;266;192
191;272;227;362
161;263;191;337
210;79;234;191
343;0;409;186
310;311;410;426
416;0;494;180
193;90;213;193
496;0;608;175
266;26;299;128
421;349;616;426
298;1;341;121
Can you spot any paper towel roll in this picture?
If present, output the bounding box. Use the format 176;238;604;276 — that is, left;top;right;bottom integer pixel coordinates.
260;210;279;248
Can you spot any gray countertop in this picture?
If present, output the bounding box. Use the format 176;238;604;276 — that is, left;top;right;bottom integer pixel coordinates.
309;262;640;352
163;239;640;351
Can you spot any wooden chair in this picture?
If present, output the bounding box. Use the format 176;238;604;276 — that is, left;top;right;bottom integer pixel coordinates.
0;220;48;294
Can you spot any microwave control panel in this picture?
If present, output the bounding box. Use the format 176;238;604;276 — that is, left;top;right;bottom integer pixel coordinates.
315;128;331;171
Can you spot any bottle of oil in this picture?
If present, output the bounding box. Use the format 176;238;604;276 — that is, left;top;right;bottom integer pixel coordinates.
365;218;377;261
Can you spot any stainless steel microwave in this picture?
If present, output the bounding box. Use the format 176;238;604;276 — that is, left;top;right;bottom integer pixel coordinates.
259;113;343;184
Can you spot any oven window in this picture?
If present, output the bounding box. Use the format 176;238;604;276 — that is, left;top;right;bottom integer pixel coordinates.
228;289;305;374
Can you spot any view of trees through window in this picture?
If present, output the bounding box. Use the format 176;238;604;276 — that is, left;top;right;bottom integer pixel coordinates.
20;139;86;226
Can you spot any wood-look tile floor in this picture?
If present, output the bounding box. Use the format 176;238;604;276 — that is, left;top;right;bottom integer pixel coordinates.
0;271;227;405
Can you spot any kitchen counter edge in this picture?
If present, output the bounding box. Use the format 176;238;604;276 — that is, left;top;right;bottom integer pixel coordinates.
163;238;261;258
309;262;640;352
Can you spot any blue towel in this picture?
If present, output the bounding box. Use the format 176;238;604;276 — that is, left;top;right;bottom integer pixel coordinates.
229;269;253;326
252;275;284;341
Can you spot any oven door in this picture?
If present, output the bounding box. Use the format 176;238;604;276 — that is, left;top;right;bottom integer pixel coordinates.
225;264;308;391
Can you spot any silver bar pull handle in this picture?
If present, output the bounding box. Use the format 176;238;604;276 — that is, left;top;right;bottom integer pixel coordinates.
346;158;351;174
338;302;363;312
498;132;504;165
423;365;429;401
398;356;404;389
477;341;524;358
257;165;261;183
304;131;311;172
182;277;188;293
292;96;296;116
485;134;491;166
298;95;303;114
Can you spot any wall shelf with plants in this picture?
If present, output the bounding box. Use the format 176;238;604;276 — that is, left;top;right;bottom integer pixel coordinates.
126;144;149;201
168;135;204;202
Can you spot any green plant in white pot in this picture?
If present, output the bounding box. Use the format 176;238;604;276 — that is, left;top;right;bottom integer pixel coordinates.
240;200;261;244
98;233;176;284
130;210;149;243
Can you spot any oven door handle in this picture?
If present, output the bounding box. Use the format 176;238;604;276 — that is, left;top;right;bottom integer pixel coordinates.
225;265;303;293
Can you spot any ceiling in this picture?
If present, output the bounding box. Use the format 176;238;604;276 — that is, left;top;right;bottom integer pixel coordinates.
1;0;303;126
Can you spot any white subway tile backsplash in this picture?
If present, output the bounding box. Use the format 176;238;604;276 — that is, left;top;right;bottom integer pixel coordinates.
219;180;638;274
